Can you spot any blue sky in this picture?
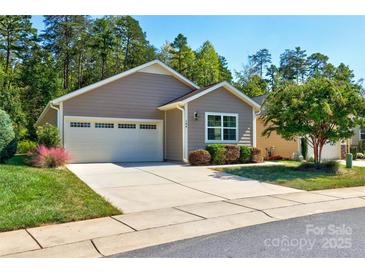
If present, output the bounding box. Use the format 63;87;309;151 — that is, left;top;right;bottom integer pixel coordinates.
31;16;365;80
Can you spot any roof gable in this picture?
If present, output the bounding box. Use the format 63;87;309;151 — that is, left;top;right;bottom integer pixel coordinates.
159;81;261;111
52;60;199;104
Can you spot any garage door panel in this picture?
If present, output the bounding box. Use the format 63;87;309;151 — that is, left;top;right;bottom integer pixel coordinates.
64;118;163;163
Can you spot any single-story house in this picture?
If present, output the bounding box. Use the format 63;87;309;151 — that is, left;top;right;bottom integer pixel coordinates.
36;60;260;163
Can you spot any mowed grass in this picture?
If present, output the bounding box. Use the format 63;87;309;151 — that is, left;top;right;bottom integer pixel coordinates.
221;161;365;191
0;155;120;232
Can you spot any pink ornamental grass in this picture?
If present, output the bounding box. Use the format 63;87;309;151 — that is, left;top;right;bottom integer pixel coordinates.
29;145;71;168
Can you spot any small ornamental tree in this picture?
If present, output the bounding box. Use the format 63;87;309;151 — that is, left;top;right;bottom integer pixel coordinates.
262;77;365;165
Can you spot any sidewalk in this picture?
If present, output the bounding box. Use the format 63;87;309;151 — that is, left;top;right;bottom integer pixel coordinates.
2;186;365;258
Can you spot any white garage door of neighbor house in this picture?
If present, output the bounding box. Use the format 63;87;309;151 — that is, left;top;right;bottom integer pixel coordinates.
64;118;163;163
307;142;341;160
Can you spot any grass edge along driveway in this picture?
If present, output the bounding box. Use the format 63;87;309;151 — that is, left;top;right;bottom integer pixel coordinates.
220;161;365;191
0;155;120;232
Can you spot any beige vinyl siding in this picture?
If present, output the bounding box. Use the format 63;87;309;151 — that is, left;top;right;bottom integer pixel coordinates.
37;107;58;126
256;117;299;159
165;109;183;161
188;87;253;152
351;126;361;145
63;72;192;119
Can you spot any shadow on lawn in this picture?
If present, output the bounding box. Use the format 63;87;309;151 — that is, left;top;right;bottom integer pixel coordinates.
221;165;334;183
4;155;28;166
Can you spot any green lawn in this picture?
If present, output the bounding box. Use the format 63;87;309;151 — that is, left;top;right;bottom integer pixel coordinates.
0;155;120;232
221;161;365;191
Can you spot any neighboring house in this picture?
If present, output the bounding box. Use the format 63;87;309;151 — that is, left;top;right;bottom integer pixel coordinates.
253;94;342;160
252;95;300;159
351;126;365;146
36;60;260;163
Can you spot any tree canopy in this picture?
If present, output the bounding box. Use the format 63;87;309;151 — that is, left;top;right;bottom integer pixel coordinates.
0;15;363;145
262;77;365;164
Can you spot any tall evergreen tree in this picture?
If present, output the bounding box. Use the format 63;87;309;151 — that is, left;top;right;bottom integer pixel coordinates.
307;52;329;78
279;47;307;83
90;17;115;80
218;55;232;82
42;16;86;90
248;49;271;78
194;41;220;86
0;16;35;74
112;16;155;70
169;33;195;79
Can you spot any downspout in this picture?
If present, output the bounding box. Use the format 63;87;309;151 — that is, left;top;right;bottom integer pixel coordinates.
177;105;187;162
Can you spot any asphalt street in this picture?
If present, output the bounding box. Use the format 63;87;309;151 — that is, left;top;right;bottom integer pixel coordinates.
111;207;365;258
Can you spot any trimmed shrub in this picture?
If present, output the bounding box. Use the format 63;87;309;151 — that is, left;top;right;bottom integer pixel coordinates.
206;144;226;165
0;109;17;162
239;145;252;163
224;145;240;164
321;160;341;174
29;145;70;168
36;123;61;148
189;150;211;166
356;152;365;159
297;160;340;174
251;148;262;163
17;140;37;154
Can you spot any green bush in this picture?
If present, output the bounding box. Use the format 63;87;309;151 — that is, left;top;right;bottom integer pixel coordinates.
225;145;240;163
188;149;211;166
321;160;341;174
0;109;17;163
36;123;61;148
206;144;226;165
17;140;37;154
239;145;252;163
297;160;340;174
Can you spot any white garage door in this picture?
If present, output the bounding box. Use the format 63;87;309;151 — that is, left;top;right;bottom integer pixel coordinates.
307;142;341;160
64;117;163;163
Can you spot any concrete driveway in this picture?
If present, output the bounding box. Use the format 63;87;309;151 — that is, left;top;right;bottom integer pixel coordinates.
68;162;301;213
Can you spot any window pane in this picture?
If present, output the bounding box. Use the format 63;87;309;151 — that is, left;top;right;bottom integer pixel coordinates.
208;115;221;127
361;134;365;140
223;116;236;127
208;128;221;140
223;128;236;141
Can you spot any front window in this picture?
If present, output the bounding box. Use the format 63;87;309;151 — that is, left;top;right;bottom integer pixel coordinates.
361;128;365;140
206;113;238;142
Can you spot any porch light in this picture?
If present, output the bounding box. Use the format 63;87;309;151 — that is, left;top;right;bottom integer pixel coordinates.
194;112;199;120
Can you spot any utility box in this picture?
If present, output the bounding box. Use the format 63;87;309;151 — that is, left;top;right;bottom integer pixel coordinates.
346;153;353;168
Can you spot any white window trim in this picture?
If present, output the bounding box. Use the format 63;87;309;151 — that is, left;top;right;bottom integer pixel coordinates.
205;112;238;143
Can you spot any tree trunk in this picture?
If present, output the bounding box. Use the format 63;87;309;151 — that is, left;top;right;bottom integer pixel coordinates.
101;58;105;79
77;52;82;88
5;32;10;73
124;37;130;69
63;52;70;90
